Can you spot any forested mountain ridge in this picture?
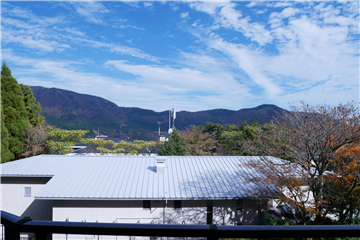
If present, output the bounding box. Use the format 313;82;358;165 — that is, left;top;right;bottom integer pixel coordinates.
31;86;287;140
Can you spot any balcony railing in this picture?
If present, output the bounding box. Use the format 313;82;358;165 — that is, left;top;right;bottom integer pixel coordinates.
2;211;360;240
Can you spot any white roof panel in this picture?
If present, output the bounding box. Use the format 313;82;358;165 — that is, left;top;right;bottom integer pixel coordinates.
1;155;280;200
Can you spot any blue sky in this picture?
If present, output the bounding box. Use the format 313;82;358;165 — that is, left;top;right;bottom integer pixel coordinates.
1;1;359;112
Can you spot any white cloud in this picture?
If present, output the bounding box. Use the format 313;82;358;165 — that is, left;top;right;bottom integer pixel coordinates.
256;10;266;14
180;12;189;19
189;2;273;46
143;2;153;8
6;5;65;26
1;5;71;52
113;24;145;30
104;60;254;110
3;32;66;52
80;58;95;65
111;18;145;30
270;7;300;19
246;2;257;8
62;27;86;36
2;22;71;52
109;46;159;62
71;2;109;24
105;60;243;93
188;2;358;107
270;2;294;8
177;51;239;76
62;35;160;62
206;36;282;98
269;7;301;28
2;4;158;62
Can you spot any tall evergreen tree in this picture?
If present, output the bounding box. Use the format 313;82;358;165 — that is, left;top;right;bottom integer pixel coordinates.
160;128;186;156
1;62;29;160
1;104;14;162
20;84;45;126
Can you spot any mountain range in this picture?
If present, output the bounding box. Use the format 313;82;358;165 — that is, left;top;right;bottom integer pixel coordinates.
31;86;286;140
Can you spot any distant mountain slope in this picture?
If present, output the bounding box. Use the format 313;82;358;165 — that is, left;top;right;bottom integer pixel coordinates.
31;86;286;140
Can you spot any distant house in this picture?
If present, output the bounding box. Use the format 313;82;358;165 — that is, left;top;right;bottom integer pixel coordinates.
95;134;109;140
1;155;278;239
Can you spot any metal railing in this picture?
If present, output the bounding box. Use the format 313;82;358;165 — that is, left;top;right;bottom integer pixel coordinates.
1;211;360;240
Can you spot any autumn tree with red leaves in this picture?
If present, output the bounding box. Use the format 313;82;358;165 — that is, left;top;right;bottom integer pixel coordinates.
324;141;360;224
244;101;360;224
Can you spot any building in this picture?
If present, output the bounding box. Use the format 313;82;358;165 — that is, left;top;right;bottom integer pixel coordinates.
1;155;278;239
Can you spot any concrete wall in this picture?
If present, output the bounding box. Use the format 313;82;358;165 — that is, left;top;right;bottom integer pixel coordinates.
1;177;53;220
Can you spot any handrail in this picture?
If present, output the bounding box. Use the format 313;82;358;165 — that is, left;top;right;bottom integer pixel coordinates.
20;221;210;237
2;210;360;240
1;211;31;226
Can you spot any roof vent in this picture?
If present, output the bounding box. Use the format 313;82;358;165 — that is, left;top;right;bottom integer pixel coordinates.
156;157;167;174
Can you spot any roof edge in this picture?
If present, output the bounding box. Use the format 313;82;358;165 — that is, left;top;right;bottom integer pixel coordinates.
34;197;251;201
1;175;54;177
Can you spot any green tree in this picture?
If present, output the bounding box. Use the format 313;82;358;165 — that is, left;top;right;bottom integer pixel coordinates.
242;125;257;140
160;128;186;156
20;84;45;126
1;104;14;162
1;62;29;160
218;130;244;155
203;122;225;140
239;121;248;131
82;138;161;155
45;127;89;154
225;124;239;132
250;120;261;128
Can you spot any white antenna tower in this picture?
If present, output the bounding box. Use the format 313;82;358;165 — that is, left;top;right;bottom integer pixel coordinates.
172;109;176;129
168;108;176;134
157;121;163;137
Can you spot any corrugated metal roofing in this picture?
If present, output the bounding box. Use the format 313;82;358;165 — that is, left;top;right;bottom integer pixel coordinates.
1;155;280;200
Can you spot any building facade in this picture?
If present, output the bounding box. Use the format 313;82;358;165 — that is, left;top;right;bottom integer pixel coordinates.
1;155;276;239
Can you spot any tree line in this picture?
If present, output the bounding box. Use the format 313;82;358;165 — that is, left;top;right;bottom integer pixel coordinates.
160;119;263;156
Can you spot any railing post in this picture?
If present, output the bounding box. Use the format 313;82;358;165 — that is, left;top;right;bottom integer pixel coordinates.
4;226;20;240
36;232;52;240
207;224;218;240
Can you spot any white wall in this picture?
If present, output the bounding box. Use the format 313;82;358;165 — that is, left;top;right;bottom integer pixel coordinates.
53;199;264;225
52;199;266;240
53;200;206;224
1;177;53;220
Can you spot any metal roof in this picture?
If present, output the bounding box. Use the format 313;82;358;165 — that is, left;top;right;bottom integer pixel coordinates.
1;155;280;200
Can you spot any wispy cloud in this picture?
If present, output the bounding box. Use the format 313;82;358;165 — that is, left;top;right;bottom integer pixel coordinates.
70;2;109;24
104;60;254;110
189;1;273;46
2;3;159;61
62;36;160;62
187;1;359;106
180;12;189;19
